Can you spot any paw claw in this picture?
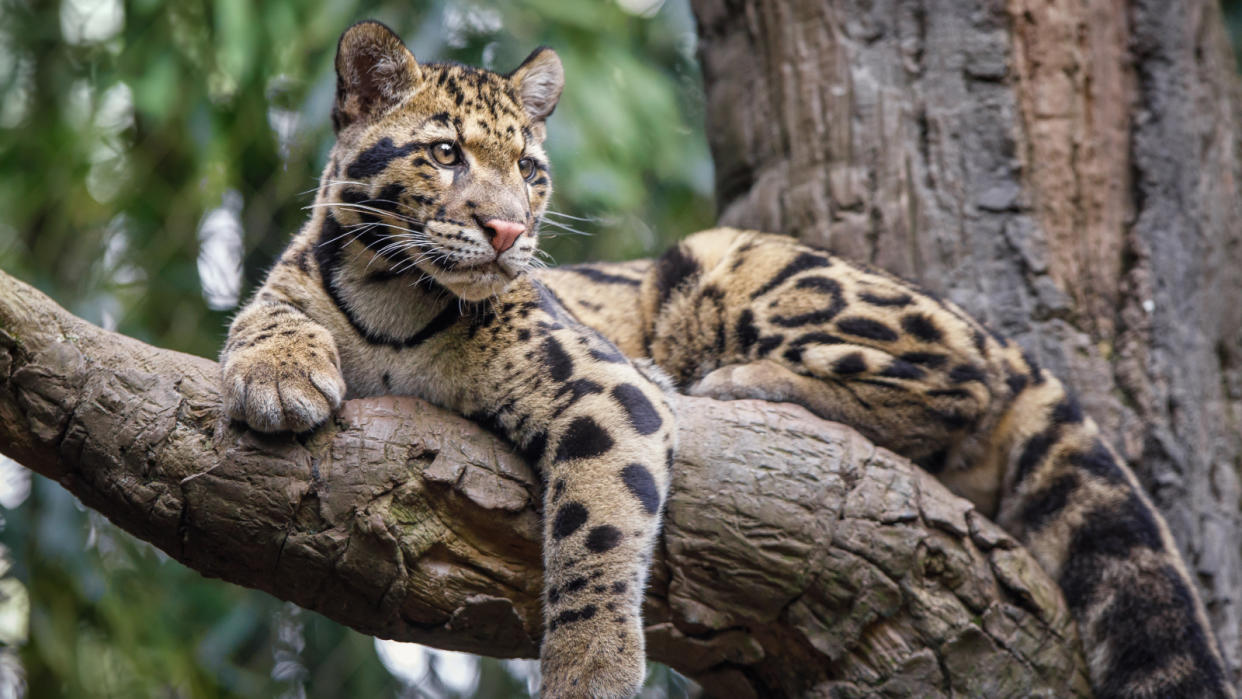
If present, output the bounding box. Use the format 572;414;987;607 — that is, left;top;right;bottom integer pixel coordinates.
221;337;344;433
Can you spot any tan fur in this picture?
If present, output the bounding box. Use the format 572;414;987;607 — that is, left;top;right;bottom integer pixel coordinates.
223;22;672;698
536;228;1233;698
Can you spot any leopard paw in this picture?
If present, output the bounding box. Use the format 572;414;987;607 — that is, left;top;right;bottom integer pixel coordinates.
221;330;346;433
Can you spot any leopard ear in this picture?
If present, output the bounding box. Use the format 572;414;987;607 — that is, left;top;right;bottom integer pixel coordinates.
333;20;420;132
509;47;564;122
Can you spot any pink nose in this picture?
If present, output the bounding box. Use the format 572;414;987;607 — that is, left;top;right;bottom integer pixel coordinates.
483;219;526;254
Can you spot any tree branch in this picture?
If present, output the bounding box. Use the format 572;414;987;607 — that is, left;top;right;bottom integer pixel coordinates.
0;269;1089;697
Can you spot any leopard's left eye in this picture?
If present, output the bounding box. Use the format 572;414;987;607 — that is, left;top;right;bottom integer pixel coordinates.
430;142;461;167
518;157;537;181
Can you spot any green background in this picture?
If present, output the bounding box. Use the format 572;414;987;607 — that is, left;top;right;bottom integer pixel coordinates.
0;0;710;696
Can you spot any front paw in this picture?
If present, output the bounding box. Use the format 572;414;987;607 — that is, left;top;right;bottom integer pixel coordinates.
221;333;346;433
540;623;645;699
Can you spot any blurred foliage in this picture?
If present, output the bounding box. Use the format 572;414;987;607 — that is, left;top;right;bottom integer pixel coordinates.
0;0;710;696
1226;0;1242;70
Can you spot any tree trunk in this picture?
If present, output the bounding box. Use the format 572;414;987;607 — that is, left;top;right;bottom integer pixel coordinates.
691;0;1242;685
0;266;1091;695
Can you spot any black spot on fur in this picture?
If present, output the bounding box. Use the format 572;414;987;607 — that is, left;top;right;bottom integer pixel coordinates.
789;332;846;348
621;464;660;515
292;247;311;274
859;291;913;307
372;183;406;214
900;351;948;368
612;581;627;594
971;329;988;355
901;313;943;343
550;604;596;631
736;309;759;352
783;347;803;363
879;359;925;380
948;364;987;384
520;430;548;465
586;525;622;553
1051;395;1084;425
751;252;830;299
517;328;531;342
832;352;868;375
1058;495;1166;611
563;265;642;286
1068;441;1126;484
1022;350;1046;384
703;285;728;354
589;344;627;363
771;307;847;328
555;379;604;411
552;502;588;540
338;187;370;206
542;336;573;381
926;388;973;400
346;138;419;179
793;276;843;295
554;417;615;462
756;336;784;357
552;479;565;502
404;304;463;349
654;244;701;308
771;278;846;327
836;317;899;342
1013;427;1058;486
612;384;663;435
1020;473;1079;531
1006;372;1029;395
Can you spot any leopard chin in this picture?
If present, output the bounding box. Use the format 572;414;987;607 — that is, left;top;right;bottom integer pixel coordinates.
432;262;523;301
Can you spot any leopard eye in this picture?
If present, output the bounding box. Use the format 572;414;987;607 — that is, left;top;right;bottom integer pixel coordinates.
430;142;461;167
518;157;537;181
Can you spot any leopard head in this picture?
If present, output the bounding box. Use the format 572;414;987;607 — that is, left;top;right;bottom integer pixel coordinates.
323;20;563;301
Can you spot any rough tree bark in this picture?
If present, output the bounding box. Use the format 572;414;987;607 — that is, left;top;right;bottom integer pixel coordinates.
692;0;1242;686
0;262;1092;694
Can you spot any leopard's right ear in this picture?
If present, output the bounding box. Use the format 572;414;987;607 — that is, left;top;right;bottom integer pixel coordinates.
333;21;420;133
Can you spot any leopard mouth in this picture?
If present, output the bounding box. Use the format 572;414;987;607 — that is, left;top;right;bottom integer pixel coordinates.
450;258;523;280
430;261;524;301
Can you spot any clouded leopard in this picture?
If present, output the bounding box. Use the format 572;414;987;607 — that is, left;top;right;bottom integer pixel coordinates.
222;21;672;697
222;20;1231;699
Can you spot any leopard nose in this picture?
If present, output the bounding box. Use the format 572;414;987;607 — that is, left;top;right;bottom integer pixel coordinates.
481;219;526;254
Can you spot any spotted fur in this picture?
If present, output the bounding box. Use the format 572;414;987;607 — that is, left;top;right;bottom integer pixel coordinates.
221;22;672;698
538;228;1233;698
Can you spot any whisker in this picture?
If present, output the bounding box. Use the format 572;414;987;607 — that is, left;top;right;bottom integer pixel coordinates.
543;209;607;223
537;219;593;237
339;219;427;239
318;178;429;216
306;201;425;227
